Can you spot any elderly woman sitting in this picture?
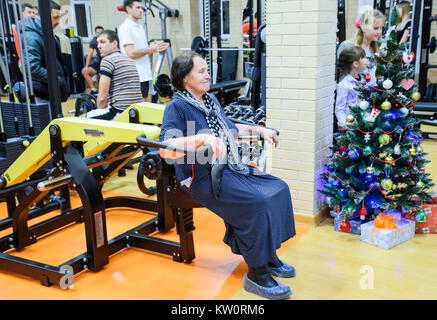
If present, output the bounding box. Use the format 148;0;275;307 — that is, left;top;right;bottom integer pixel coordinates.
159;52;296;300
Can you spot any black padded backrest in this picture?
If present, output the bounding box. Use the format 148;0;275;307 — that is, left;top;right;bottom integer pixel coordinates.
218;48;238;82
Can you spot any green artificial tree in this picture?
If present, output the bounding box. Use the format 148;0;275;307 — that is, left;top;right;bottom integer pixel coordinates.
320;17;435;227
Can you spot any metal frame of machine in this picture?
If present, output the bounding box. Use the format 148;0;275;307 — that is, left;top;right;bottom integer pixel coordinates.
0;105;202;288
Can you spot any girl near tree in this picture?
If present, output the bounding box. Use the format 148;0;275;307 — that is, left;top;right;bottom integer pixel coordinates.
338;9;386;81
335;46;368;128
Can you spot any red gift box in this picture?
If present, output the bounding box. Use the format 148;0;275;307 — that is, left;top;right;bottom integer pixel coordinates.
402;202;437;234
416;203;437;234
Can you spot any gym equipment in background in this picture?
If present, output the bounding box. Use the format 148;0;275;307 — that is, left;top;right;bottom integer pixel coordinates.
409;0;437;140
0;0;52;174
62;32;86;95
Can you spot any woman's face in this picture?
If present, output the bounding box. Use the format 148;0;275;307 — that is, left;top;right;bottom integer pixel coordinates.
184;56;211;96
363;21;384;42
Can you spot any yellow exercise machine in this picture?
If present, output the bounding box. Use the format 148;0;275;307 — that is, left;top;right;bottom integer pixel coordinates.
0;103;204;288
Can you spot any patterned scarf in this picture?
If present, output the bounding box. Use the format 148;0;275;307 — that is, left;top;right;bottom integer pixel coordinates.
173;90;250;198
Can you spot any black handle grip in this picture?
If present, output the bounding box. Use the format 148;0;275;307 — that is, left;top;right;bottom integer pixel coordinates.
228;117;280;136
136;134;213;158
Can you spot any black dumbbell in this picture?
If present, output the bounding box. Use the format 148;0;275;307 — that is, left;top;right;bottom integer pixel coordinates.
239;106;255;121
252;109;266;125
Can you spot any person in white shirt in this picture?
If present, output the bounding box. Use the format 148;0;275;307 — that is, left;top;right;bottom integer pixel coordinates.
118;0;169;102
335;46;367;128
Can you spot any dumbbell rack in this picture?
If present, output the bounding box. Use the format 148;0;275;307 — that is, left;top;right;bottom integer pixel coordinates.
223;103;268;171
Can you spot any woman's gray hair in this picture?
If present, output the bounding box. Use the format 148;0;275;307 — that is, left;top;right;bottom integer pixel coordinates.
171;52;203;91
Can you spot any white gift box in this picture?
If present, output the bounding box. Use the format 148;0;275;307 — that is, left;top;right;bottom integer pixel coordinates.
360;218;415;250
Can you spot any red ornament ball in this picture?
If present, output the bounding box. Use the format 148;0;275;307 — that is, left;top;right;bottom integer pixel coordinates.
339;220;351;232
340;146;348;152
365;75;371;82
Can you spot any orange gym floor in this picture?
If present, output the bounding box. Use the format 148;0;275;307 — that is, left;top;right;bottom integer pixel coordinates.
0;190;309;300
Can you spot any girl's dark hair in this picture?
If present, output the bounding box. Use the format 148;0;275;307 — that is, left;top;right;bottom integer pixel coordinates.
171;52;203;91
336;46;366;80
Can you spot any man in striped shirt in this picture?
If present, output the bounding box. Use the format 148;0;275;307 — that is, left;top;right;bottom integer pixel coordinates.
84;30;143;120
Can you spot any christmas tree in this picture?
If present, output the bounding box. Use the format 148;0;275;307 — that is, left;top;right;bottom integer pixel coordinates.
320;19;435;225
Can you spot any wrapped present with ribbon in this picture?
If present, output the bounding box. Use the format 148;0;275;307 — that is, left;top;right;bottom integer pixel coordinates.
401;197;437;234
416;203;437;234
361;210;415;249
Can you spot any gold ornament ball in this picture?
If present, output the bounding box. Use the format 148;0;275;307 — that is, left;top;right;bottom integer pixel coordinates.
411;91;421;102
409;146;418;155
346;114;355;123
378;134;391;145
381;100;392;110
22;140;30;148
381;179;393;190
366;166;374;173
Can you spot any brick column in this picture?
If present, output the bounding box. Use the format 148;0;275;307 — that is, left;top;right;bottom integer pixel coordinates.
265;0;337;224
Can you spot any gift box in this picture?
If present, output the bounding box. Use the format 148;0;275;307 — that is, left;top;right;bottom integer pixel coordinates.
361;210;415;249
417;203;437;233
334;216;362;235
402;201;437;234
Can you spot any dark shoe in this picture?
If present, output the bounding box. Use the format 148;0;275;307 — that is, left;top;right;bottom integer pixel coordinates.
123;161;134;170
268;260;296;278
243;273;292;300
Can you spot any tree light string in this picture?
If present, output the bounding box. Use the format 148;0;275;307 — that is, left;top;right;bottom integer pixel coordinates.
339;121;413;135
379;51;400;63
356;81;416;109
324;172;428;201
324;172;400;200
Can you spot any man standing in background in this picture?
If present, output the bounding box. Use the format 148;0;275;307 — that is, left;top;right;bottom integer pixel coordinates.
118;0;168;102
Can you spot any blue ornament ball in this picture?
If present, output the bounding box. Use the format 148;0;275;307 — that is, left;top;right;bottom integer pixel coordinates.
349;149;360;159
364;173;376;183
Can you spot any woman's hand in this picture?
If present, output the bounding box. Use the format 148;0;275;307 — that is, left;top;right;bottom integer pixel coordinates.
159;134;227;160
200;134;227;159
261;128;279;147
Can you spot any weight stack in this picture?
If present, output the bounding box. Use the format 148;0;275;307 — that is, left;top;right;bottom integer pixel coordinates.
0;136;34;175
0;135;53;176
0;101;52;139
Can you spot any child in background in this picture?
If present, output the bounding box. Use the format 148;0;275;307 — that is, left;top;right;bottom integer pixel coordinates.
335;46;367;128
337;8;386;81
396;1;412;44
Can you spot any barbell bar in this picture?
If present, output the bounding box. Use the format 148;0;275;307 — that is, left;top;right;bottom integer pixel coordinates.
181;47;256;52
183;36;255;56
